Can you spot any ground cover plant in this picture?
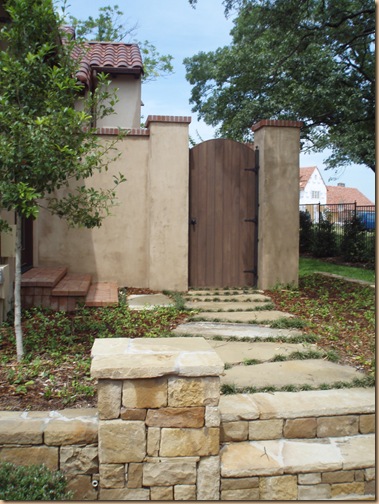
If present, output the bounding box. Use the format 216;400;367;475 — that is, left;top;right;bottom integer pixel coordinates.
0;266;375;411
0;288;188;410
268;274;375;376
0;462;71;501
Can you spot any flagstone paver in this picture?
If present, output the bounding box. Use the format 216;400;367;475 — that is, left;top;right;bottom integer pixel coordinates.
185;301;274;311
184;294;271;302
127;294;174;310
187;289;265;296
191;310;293;323
208;340;318;364
172;322;303;340
221;359;365;389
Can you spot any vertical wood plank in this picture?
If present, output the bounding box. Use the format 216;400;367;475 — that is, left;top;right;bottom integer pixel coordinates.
189;139;257;287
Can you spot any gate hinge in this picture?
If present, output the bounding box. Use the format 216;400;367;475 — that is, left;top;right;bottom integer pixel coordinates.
244;168;258;173
243;269;257;274
244;218;257;223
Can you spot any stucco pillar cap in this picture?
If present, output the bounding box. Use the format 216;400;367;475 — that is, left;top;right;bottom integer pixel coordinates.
251;119;304;132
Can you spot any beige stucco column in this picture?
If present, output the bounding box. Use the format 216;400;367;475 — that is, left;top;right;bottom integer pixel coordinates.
252;120;303;290
145;116;191;292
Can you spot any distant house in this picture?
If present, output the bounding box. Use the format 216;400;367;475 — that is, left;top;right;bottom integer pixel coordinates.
326;184;374;206
299;166;374;222
299;166;327;205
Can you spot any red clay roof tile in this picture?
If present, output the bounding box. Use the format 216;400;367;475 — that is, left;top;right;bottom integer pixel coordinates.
62;27;144;88
326;186;374;206
299;166;317;190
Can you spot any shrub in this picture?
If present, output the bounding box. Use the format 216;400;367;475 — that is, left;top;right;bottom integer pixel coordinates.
341;214;372;263
299;210;313;253
312;214;338;257
0;462;72;501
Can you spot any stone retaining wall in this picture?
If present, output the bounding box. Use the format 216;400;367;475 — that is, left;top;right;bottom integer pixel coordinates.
0;408;99;500
0;339;375;501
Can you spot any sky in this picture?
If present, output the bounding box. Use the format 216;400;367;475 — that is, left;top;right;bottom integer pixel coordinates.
60;0;375;202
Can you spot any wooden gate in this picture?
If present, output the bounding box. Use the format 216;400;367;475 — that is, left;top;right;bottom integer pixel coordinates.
189;138;259;288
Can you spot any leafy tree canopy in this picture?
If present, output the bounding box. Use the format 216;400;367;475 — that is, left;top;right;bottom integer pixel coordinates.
185;0;375;172
67;4;174;82
0;0;125;359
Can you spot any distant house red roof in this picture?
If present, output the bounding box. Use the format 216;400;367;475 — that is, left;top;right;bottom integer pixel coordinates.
299;166;317;190
326;185;374;206
61;27;144;89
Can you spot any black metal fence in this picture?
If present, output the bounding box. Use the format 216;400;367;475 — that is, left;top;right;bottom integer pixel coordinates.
299;202;375;266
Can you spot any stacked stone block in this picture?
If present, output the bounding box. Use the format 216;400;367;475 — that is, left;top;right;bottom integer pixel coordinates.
90;337;224;500
0;342;375;501
0;409;99;500
219;389;375;500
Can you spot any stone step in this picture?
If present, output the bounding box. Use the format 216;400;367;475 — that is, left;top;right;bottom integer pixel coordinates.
21;266;67;288
172;322;304;340
85;282;119;307
209;340;318;365
51;273;92;297
220;433;375;480
127;294;174;310
190;310;293;324
188;289;264;296
184;294;271;303
219;388;375;422
185;301;274;311
222;359;366;389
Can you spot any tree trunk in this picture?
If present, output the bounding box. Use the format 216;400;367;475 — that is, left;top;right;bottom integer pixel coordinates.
15;214;23;361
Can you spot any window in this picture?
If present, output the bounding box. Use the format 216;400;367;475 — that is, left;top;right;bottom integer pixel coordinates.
311;191;320;199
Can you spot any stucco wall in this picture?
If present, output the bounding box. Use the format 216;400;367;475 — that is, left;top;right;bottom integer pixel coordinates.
36;116;190;292
252;120;302;290
95;75;142;129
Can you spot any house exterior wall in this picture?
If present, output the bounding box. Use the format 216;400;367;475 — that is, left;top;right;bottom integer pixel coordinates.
96;74;142;129
252;120;303;290
299;168;327;205
36;116;190;292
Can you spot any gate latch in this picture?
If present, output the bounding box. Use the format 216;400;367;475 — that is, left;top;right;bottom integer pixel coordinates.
190;218;197;228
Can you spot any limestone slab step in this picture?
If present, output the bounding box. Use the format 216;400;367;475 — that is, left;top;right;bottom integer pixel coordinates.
190;311;293;324
219;388;375;422
220;433;375;477
185;301;273;311
188;289;264;296
21;266;67;288
185;294;271;302
222;359;366;389
127;294;174;310
52;273;92;297
85;282;118;307
209;340;318;365
172;322;304;340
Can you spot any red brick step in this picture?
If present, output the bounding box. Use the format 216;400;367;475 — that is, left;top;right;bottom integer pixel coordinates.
85;282;118;307
21;267;118;311
51;273;92;297
21;266;67;288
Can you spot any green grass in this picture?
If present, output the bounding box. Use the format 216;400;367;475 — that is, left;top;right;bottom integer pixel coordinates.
299;257;375;283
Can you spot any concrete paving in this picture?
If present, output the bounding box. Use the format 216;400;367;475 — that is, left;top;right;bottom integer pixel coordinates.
208;340;318;364
190;310;293;323
221;359;366;389
172;322;304;340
